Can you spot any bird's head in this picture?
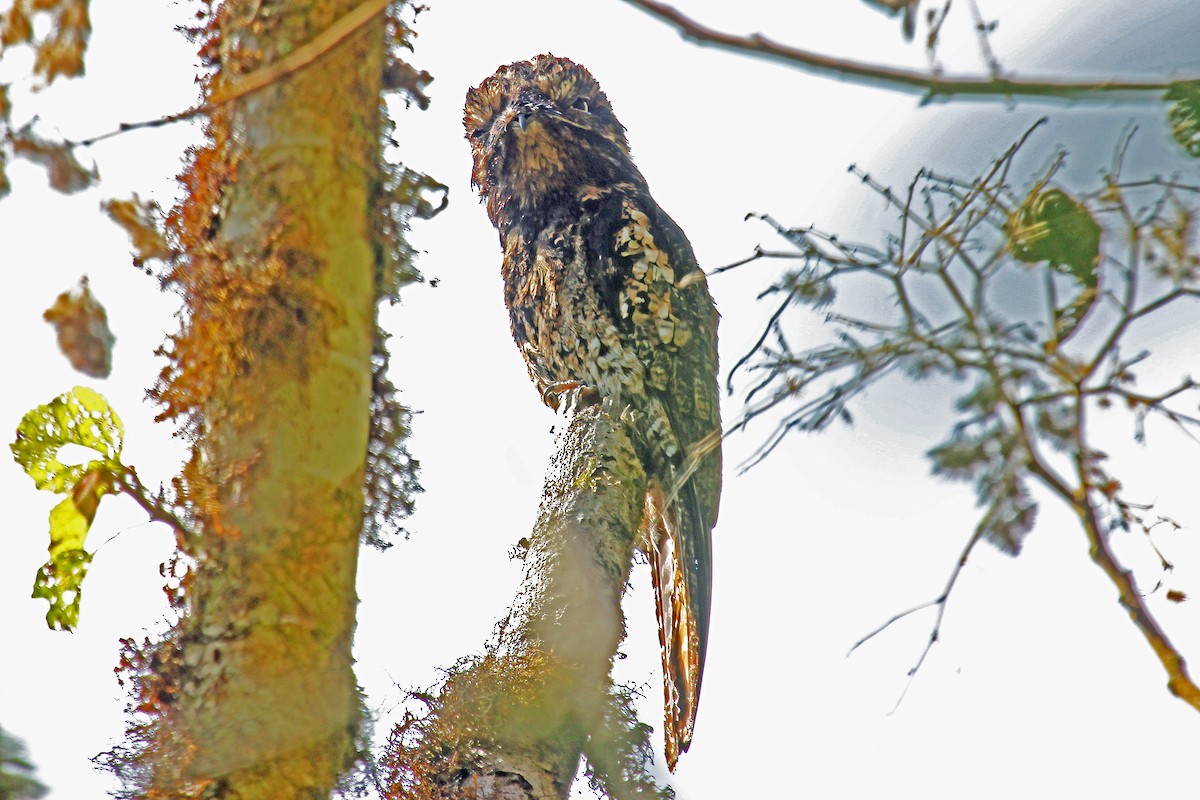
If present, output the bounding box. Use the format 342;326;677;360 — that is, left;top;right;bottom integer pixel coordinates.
465;55;643;229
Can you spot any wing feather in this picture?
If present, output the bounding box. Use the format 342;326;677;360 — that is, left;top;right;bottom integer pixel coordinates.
616;193;720;770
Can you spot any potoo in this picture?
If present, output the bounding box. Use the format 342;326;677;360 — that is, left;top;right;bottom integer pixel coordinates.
465;54;721;770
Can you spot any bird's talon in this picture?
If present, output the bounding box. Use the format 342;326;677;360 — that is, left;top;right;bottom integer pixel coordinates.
543;380;599;409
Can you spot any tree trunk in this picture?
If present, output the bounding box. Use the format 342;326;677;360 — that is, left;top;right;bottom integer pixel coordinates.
142;1;385;795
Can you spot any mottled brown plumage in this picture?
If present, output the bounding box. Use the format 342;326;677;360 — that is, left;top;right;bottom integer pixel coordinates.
465;54;721;771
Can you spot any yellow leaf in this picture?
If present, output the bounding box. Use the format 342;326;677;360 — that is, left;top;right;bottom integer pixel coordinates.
12;388;123;631
32;545;92;631
48;494;92;557
10;385;124;493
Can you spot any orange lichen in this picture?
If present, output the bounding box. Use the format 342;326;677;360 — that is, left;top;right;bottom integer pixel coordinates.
152;246;332;426
103;196;175;266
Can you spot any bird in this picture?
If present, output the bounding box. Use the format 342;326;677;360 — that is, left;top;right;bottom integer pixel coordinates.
464;54;721;771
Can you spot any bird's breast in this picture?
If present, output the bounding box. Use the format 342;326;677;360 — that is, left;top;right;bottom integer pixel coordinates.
501;222;647;404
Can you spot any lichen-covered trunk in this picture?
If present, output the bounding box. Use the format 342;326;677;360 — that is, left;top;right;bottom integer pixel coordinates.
152;1;384;795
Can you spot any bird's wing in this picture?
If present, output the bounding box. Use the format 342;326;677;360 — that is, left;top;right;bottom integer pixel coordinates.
595;190;721;770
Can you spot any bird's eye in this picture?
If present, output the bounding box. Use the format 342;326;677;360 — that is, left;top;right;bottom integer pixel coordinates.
572;98;590;113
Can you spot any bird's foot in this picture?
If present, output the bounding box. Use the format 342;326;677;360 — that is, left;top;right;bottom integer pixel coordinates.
543;380;599;411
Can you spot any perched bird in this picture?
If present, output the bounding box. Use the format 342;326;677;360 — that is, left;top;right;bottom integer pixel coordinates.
465;55;721;770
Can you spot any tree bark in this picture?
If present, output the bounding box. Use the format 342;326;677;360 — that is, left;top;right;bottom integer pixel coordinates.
388;399;648;800
147;1;385;795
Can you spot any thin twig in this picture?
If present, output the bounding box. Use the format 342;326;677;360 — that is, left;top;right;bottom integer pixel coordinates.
1069;440;1200;711
1010;396;1200;714
1108;178;1200;195
966;0;1002;79
119;467;193;542
68;0;393;147
709;246;805;276
849;164;934;229
726;287;796;393
848;527;986;714
906;119;1048;267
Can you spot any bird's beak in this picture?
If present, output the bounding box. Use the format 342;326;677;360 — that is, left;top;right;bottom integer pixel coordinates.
515;104;563;133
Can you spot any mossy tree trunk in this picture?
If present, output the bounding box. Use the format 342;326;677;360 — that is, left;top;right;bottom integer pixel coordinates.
143;1;386;795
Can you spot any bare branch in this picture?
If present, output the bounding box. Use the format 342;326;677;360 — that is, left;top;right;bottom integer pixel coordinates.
621;0;1178;103
731;120;1200;720
709;245;804;277
1007;375;1200;714
378;400;665;799
726;286;796;394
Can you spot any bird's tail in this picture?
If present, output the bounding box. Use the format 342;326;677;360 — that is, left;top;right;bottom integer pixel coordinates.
646;475;712;771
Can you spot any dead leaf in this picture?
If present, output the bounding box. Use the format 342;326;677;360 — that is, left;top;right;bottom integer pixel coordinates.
103;195;174;265
11;122;97;193
43;275;115;378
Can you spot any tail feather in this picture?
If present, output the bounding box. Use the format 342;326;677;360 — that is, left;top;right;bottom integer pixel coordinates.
646;477;712;771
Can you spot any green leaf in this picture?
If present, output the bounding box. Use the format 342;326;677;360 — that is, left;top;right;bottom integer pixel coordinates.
787;266;837;308
955;380;1002;413
1166;80;1200;158
975;473;1038;556
1034;401;1076;451
1008;188;1100;285
10;386;124;493
928;435;989;479
32;544;93;631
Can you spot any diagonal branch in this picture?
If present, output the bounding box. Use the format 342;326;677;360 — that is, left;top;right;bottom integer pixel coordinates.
1016;414;1200;713
70;0;395;147
1081;494;1200;709
621;0;1179;103
379;398;665;799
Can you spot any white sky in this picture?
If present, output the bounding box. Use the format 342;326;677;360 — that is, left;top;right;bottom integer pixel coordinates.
3;1;1200;798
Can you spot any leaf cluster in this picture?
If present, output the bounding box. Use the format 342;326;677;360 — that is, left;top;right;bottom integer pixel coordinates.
10;388;186;629
10;386;123;629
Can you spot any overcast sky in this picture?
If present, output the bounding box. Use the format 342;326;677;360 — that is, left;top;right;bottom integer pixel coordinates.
3;1;1200;798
